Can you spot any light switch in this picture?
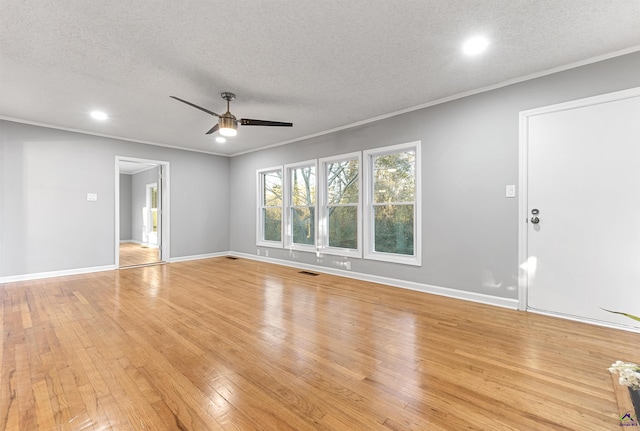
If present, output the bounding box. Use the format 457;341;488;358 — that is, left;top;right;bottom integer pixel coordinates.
505;185;516;198
87;193;98;201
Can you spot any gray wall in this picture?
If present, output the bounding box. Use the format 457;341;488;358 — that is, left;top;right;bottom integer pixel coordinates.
2;52;639;295
131;166;160;243
229;52;640;300
119;173;132;240
0;122;230;277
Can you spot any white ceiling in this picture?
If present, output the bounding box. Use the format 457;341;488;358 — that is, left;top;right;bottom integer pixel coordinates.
1;1;639;157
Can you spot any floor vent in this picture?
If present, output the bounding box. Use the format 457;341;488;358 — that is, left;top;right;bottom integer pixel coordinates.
298;270;319;276
226;256;239;260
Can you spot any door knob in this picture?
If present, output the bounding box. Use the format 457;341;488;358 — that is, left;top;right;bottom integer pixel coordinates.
530;208;540;224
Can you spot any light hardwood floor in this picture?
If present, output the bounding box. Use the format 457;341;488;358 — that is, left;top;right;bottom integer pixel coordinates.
1;257;638;430
119;242;161;267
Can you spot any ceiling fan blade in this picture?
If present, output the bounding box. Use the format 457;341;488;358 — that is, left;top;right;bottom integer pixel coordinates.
205;124;220;135
240;118;293;127
170;96;220;117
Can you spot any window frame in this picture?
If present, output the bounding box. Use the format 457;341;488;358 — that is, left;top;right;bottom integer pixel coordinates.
256;166;284;248
363;141;422;266
284;160;318;252
318;152;362;258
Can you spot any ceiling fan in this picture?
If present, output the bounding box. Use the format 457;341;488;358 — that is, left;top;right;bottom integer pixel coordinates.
170;92;292;137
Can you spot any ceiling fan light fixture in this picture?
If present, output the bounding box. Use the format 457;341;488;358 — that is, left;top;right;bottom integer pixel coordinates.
220;127;237;137
170;92;292;137
219;115;237;136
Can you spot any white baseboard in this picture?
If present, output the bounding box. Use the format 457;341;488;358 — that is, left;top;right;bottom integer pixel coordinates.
0;265;117;284
169;251;230;263
230;252;519;310
528;308;640;334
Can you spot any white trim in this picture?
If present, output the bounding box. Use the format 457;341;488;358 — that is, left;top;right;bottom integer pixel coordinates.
3;48;638;159
169;252;230;263
229;46;640;157
317;152;362;258
0;265;116;284
528;308;640;334
284;159;318;253
256;166;284;248
517;86;640;311
363;141;422;266
115;156;171;268
0;115;230;157
231;252;517;309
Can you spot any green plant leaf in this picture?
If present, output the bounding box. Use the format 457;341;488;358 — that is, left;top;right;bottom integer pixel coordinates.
601;308;640;322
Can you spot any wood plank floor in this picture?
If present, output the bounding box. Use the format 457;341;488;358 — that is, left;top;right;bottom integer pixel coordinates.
1;257;638;430
119;242;161;268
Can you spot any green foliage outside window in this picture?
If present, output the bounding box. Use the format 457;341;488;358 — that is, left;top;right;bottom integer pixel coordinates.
373;151;415;255
262;170;282;242
374;205;414;255
326;159;359;249
291;166;315;245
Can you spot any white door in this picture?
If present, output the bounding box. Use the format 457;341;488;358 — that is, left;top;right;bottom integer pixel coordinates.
521;88;640;329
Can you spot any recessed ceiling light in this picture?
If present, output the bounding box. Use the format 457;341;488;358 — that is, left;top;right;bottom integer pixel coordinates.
463;36;489;56
215;136;226;143
90;110;108;121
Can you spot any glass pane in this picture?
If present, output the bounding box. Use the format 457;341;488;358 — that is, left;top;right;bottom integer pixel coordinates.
151;209;158;233
263;171;282;206
328;206;357;249
373;151;415;203
151;186;158;208
291;166;315;206
327;160;359;205
374;204;414;255
263;208;282;241
291;207;315;245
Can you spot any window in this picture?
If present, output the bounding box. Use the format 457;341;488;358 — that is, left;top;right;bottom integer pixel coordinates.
257;167;283;247
285;161;317;251
318;152;361;257
364;142;421;265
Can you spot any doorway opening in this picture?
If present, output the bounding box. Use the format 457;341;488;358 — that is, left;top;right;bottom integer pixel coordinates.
115;157;170;268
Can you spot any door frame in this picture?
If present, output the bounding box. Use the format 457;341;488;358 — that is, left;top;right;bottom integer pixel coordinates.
517;86;640;311
115;156;171;268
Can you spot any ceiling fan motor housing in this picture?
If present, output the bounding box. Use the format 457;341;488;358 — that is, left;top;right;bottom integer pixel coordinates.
219;113;237;129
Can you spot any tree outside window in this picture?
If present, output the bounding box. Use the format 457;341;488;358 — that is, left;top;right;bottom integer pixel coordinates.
364;142;421;266
324;157;359;251
289;164;316;247
257;168;283;246
373;151;415;255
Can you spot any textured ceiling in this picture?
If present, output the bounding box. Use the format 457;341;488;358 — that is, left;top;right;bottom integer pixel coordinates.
1;1;640;156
